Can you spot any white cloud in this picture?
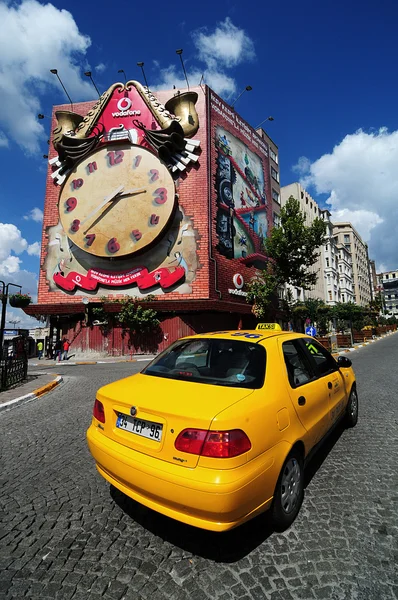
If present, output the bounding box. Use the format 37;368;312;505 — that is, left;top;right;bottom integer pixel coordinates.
153;18;255;99
153;65;236;97
193;17;255;69
27;242;41;256
0;131;9;147
95;62;106;74
0;255;22;276
0;223;28;263
23;207;43;222
293;128;398;271
0;0;93;153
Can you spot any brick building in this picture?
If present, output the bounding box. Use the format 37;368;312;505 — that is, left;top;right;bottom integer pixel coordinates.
25;82;275;355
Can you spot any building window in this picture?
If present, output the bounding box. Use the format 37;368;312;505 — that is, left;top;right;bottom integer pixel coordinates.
342;294;345;302
301;191;304;199
310;202;313;209
272;188;280;203
344;234;350;243
306;197;308;204
328;291;332;301
385;274;389;279
393;273;396;278
273;212;281;227
270;148;278;163
271;167;279;182
326;258;329;267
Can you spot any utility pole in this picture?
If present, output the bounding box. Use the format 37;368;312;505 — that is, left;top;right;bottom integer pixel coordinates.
0;281;22;357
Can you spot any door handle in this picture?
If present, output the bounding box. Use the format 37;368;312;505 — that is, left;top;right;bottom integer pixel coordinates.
298;396;306;406
328;381;333;389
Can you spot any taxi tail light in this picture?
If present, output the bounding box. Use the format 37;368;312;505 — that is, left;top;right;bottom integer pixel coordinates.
175;429;251;458
93;399;105;423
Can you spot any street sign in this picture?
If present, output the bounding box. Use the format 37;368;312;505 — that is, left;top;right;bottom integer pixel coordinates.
305;326;317;337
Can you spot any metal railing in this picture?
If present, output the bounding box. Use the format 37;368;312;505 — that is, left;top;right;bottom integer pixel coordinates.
0;336;28;391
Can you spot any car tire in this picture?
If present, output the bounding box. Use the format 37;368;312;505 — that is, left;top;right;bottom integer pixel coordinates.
345;387;358;428
271;449;304;532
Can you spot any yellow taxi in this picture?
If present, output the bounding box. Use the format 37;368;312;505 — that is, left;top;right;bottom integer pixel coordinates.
86;324;357;532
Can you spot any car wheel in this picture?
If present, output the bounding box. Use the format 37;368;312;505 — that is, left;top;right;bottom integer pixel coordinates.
271;449;304;531
345;387;358;428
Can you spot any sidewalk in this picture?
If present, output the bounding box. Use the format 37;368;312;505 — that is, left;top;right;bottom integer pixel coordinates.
29;354;156;368
0;372;63;413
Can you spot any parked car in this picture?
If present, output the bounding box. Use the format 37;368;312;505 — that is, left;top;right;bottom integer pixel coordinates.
87;324;358;532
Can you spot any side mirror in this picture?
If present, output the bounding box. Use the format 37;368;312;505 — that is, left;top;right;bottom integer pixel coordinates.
337;355;352;368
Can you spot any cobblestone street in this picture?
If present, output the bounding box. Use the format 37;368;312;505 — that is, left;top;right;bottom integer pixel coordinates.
1;336;397;600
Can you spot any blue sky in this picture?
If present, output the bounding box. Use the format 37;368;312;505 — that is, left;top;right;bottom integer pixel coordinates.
1;0;397;327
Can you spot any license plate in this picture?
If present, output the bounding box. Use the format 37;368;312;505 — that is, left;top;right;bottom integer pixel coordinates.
116;413;163;442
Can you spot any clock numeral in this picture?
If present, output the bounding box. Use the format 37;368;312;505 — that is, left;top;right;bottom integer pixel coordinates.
70;219;80;233
107;237;120;253
149;169;159;183
87;161;97;174
85;234;96;247
133;155;142;169
153;187;168;204
107;150;124;166
65;197;77;212
72;178;84;190
150;214;160;225
132;229;142;241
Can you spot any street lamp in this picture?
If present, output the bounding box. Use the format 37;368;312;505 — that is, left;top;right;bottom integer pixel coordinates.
50;69;74;110
136;62;149;89
231;85;252;108
175;49;190;91
84;71;101;98
0;281;22;357
255;116;275;129
118;69;127;82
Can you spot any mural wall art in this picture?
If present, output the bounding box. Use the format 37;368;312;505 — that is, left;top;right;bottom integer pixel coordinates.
44;81;201;298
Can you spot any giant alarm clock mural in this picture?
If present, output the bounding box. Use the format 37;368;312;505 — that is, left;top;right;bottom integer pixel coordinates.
44;80;201;297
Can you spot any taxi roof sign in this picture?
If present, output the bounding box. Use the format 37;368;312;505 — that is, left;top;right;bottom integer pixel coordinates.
255;323;282;331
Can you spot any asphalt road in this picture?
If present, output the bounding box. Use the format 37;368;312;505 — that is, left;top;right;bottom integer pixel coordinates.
1;336;397;600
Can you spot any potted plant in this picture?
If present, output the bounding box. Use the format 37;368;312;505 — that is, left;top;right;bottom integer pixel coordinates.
9;292;32;308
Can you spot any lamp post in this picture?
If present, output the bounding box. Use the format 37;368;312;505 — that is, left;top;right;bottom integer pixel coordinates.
84;71;101;98
175;49;190;91
118;69;127;82
136;63;149;89
50;69;74;110
255;116;274;129
231;85;252;109
0;281;22;357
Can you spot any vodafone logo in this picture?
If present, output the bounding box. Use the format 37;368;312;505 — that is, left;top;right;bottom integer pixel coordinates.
233;273;244;289
117;97;132;111
112;96;141;118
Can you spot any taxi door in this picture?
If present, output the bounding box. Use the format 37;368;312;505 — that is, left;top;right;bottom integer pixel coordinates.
281;339;330;450
301;338;347;430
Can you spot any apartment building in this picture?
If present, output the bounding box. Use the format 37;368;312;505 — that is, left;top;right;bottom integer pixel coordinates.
332;223;372;306
281;183;324;301
377;270;398;316
256;129;281;228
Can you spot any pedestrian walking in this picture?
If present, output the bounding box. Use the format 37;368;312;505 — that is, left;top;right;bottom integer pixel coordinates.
37;340;43;360
62;339;70;361
54;339;62;362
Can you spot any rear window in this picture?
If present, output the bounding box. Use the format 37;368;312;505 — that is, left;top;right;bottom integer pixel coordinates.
142;338;266;388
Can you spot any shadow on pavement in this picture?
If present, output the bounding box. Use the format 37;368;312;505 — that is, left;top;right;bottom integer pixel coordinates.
111;485;275;562
111;422;347;562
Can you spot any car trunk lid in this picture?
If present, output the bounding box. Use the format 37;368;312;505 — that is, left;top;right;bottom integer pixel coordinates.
96;372;253;468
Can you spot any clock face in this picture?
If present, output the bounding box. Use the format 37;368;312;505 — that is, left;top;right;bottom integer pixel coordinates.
58;144;176;258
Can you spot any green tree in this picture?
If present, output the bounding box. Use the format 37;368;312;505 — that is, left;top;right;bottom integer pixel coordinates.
246;196;327;316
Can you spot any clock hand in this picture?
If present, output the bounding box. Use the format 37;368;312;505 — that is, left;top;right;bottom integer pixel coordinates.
80;185;124;226
82;187;148;235
117;187;147;198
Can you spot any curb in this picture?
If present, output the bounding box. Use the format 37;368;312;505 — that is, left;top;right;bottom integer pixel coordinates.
29;357;153;368
0;375;63;414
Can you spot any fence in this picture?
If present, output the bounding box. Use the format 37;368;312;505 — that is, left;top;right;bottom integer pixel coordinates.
0;336;28;391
